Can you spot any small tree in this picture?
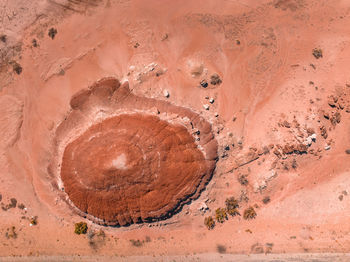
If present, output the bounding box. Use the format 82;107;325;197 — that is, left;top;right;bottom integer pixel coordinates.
215;208;228;223
204;216;215;230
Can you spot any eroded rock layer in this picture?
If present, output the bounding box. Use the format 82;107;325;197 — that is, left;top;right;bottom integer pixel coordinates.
54;78;218;226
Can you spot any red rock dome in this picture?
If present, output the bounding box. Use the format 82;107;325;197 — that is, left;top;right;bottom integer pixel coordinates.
53;78;218;226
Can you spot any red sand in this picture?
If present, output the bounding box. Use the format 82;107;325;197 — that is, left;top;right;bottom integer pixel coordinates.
0;0;350;259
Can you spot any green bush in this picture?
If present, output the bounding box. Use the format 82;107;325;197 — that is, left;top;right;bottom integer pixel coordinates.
74;222;88;234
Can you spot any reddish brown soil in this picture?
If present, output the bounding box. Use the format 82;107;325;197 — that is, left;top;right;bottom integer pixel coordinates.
1;0;350;260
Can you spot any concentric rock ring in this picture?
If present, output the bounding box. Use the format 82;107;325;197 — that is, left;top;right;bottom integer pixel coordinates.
51;78;218;226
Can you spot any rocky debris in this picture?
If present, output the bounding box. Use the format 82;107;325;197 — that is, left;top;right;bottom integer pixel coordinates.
163;89;169;98
281;143;308;155
330;112;341;126
328;95;338;107
306;128;315;136
200;79;208;88
209;98;214;104
312;48;323;59
320;125;328;139
324;144;331;150
214;112;219;117
198;202;209;213
210;74;222;85
203;104;210;110
135;62;167;83
346;149;350;154
253;170;277;193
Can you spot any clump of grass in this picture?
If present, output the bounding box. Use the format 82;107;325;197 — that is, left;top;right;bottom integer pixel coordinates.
74;222;88;235
243;206;257;220
225;197;240;216
204;216;215;230
312;48;323;59
215;208;228;223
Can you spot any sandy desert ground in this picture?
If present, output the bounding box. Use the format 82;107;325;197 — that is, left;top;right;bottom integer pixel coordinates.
1;0;350;261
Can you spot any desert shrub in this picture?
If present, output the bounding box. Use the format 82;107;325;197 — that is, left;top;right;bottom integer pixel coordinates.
312;48;323;59
5;226;17;239
74;222;88;235
48;28;57;39
243;207;257;220
238;174;248;185
12;63;22;75
9;198;17;208
130;239;143;247
262;196;270;204
216;244;227;254
215;208;228;223
225;197;240;216
17;203;25;209
204;216;215;230
0;34;6;42
210;74;222;85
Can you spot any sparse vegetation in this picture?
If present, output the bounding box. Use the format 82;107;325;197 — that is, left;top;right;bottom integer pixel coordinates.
130;239;143;247
5;226;17;239
243;206;257;220
9;198;17;208
312;48;323;59
0;34;7;43
18;203;25;209
48;28;57;39
210;74;222;85
74;222;88;234
32;38;38;47
12;62;22;75
215;208;228;223
238;174;248;185
204;216;215;230
225;197;240;216
216;244;227;254
262;196;271;204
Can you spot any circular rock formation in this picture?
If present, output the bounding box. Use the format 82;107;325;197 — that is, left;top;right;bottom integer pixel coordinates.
52;78;218;226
